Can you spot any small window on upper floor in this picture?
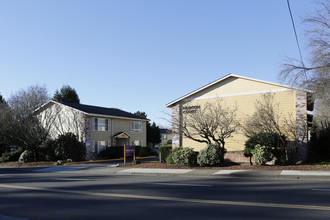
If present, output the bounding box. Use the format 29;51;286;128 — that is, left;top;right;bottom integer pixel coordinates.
130;121;142;132
93;118;111;131
162;134;168;140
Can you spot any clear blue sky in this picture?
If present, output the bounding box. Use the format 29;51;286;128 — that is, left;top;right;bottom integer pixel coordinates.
0;0;315;127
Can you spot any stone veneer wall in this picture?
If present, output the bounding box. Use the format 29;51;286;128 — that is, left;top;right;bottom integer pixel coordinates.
172;103;182;148
294;90;308;162
81;115;96;161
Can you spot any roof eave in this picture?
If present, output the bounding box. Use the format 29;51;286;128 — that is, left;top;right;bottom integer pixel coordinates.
85;113;149;121
166;73;314;107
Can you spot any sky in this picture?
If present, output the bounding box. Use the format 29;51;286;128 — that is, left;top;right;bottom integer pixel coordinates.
0;0;317;127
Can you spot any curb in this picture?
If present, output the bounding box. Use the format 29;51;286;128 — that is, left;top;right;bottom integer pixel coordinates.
92;168;330;179
64;156;157;166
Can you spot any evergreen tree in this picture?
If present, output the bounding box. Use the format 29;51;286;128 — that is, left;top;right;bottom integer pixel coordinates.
53;85;80;103
134;111;161;147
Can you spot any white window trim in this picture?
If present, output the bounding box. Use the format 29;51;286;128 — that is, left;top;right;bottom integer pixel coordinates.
93;118;111;132
130;121;142;132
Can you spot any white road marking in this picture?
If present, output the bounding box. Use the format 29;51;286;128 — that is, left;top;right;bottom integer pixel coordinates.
147;182;212;187
34;166;86;173
119;168;193;174
213;170;248;175
281;170;330;176
312;189;330;192
55;178;90;181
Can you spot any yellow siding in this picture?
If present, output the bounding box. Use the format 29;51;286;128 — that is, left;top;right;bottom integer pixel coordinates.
112;118;147;145
182;89;296;152
90;117;147;146
188;77;289;100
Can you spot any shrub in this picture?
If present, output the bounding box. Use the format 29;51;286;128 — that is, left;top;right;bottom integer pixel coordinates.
158;145;172;163
99;146;124;159
166;147;181;164
99;146;154;159
0;147;24;162
244;132;289;164
44;133;85;162
135;146;153;157
172;147;197;166
251;144;271;165
197;144;222;166
309;124;330;160
18;150;35;163
244;138;257;165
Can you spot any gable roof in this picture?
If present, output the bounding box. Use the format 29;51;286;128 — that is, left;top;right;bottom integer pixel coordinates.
166;73;313;107
36;100;148;121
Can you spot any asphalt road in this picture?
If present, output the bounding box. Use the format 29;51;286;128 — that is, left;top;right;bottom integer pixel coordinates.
1;166;330;219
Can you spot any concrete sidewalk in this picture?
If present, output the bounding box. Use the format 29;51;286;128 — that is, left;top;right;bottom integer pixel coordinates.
59;156;330;179
69;166;330;179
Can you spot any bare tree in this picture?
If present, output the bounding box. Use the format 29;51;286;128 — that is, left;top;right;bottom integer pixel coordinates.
9;84;50;120
280;0;330;127
179;99;240;163
7;85;52;161
243;93;306;164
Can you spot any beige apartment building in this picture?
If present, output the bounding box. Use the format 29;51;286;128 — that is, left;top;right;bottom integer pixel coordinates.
167;74;313;162
36;100;148;160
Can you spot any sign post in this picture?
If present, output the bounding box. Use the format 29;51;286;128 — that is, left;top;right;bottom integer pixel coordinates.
124;144;126;165
124;144;135;165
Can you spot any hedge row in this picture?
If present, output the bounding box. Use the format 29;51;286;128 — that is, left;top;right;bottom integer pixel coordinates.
99;146;154;159
160;144;225;167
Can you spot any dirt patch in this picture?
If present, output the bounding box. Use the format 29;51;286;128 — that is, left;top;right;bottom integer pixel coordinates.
120;162;330;171
0;161;56;167
1;161;330;171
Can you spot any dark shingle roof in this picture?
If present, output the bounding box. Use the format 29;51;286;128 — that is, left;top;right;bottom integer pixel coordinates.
61;101;147;120
159;128;171;134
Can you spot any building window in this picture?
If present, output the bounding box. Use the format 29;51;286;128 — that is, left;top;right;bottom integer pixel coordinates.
93;118;111;131
130;121;142;132
92;140;110;154
162;134;167;140
131;140;143;146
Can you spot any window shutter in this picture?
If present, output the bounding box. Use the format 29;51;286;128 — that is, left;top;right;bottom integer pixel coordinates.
108;140;111;147
107;119;111;131
95;118;98;131
130;122;133;131
92;118;95;131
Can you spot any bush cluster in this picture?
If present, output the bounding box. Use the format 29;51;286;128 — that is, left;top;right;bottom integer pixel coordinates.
0;147;24;163
197;144;222;166
99;146;124;159
161;144;226;167
251;144;271;165
135;146;154;157
44;133;85;162
99;146;154;159
309;124;330;160
158;145;172;163
243;132;293;165
18;150;35;163
165;147;181;164
172;147;197;166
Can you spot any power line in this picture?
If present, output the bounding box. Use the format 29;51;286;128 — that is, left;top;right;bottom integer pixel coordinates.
286;0;306;70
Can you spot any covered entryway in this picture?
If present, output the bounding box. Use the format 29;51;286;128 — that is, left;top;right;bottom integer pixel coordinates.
113;132;131;146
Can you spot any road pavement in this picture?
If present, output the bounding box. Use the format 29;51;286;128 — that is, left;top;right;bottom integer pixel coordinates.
1;163;330;219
